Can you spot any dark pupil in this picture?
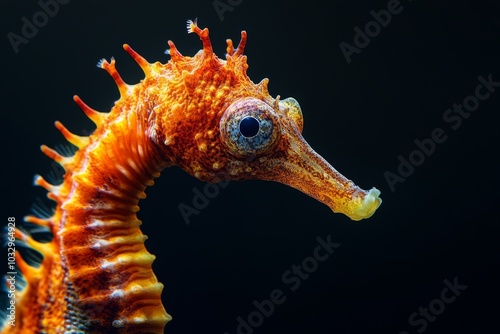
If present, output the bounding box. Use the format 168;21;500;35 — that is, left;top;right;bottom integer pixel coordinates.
239;116;260;138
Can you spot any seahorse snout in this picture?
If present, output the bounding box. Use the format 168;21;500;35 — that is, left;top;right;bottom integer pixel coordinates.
251;123;383;221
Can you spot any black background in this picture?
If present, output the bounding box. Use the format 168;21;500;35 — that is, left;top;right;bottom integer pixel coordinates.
1;0;499;333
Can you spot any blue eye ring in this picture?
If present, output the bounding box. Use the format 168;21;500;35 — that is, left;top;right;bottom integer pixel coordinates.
220;97;280;158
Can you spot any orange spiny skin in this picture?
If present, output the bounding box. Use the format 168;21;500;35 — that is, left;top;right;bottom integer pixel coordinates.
2;20;381;334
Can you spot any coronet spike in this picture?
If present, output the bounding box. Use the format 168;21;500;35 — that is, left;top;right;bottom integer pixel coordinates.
257;78;270;95
54;121;89;148
123;44;151;77
226;38;235;56
187;19;213;55
33;174;59;193
166;40;183;62
98;57;130;96
15;228;51;256
186;18;198;33
24;215;51;228
40;145;72;168
233;31;247;57
73;95;105;127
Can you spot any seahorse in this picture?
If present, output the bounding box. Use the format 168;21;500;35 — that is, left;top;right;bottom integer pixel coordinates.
1;20;382;333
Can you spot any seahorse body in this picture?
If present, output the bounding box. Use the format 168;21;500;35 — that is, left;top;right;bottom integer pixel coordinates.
1;20;381;333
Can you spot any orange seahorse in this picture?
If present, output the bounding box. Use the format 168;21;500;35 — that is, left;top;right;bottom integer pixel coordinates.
1;20;382;333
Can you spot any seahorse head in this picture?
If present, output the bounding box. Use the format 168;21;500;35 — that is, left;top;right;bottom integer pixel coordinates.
149;20;381;221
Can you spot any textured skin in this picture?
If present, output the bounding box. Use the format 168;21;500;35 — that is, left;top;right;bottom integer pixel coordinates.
1;20;381;333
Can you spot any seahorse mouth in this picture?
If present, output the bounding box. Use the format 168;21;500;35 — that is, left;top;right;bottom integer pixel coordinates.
346;188;382;221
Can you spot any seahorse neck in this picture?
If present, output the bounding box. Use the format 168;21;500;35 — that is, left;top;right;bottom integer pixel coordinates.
53;105;172;332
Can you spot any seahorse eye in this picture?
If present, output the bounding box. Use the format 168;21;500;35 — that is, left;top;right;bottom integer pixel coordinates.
220;97;280;157
239;116;260;138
